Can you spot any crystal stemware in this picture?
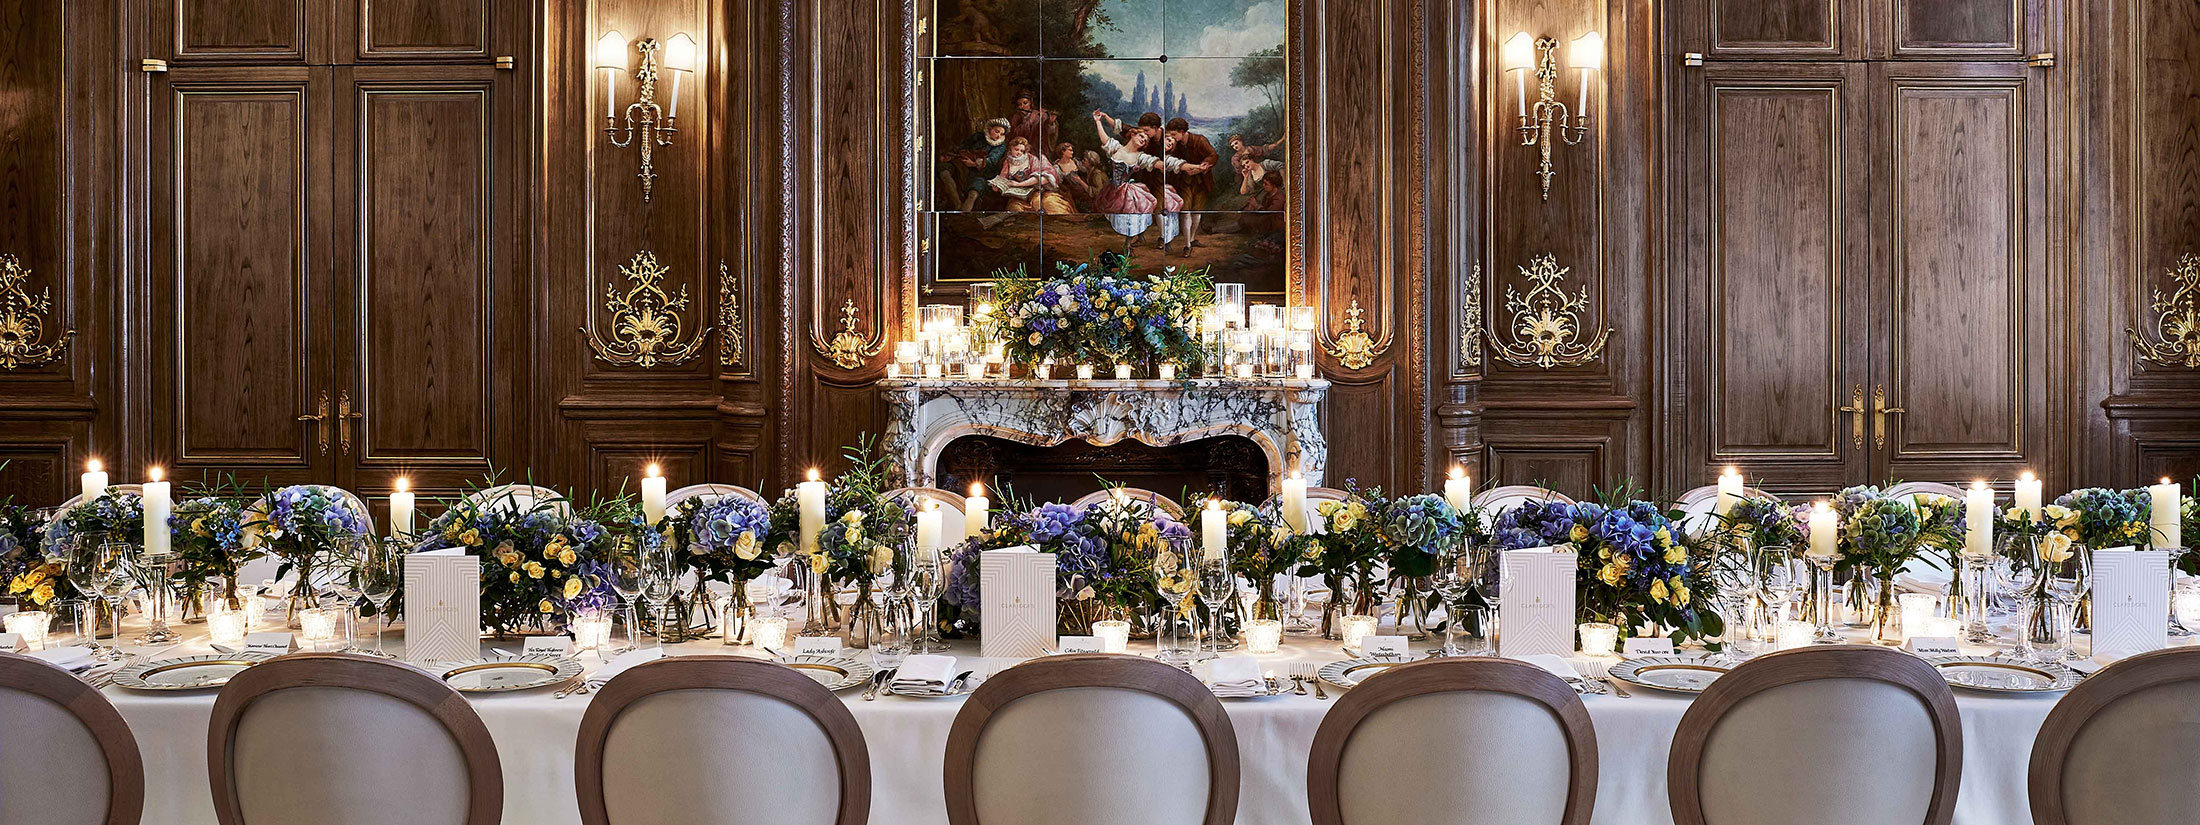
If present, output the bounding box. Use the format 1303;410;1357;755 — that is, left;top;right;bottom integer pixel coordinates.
1197;551;1234;654
82;539;137;660
641;539;681;651
909;544;948;655
357;536;404;658
608;534;646;651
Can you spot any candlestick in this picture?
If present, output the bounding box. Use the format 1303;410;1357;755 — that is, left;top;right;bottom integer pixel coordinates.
391;477;416;538
80;459;106;501
640;464;668;525
2014;471;2043;522
1715;466;1743;517
797;469;826;557
1202;499;1227;561
2150;477;2182;550
965;483;990;538
1282;472;1309;534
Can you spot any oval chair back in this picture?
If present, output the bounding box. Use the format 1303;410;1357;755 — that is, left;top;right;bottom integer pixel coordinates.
944;654;1238;825
2028;647;2200;825
1470;486;1575;534
208;653;501;825
890;487;970;547
0;651;144;825
1308;657;1596;825
1671;484;1782;540
460;483;569;517
664;483;767;512
577;656;870;825
1070;488;1187;520
1885;481;1966;502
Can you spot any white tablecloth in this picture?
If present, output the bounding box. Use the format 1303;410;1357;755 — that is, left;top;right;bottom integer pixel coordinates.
63;619;2094;825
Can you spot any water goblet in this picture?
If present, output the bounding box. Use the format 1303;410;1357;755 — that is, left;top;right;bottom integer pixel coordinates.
1197;551;1234;654
642;541;681;650
357;536;404;658
68;538;134;661
910;545;949;654
608;534;646;651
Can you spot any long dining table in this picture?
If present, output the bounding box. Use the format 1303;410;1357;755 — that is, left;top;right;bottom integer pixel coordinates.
60;610;2120;825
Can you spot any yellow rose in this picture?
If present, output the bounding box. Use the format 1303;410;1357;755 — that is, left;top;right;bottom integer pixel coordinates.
1654;527;1673;546
1568;525;1590;543
1599;547;1612;560
192;517;212;538
32;582;55;606
1229;509;1253;526
6;575;26;595
843;526;862;544
524;561;545;579
1650;579;1670;603
459;529;482;546
2040;533;2075;563
1671;577;1691;606
509;571;521;583
1027;332;1043;346
2043;505;2079;529
868;544;893;575
1663;545;1686;565
1598;563;1622;586
559;547;577;565
496;549;521;566
809;554;829;575
733;532;761;560
563;577;584;599
538;599;555;613
1317;501;1341;517
842;510;866;525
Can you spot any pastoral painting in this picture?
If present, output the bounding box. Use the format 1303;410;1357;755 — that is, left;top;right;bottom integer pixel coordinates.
927;0;1287;298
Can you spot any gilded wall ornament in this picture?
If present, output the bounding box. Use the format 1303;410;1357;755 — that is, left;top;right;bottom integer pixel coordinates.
1459;263;1484;373
822;298;883;369
1478;253;1611;370
717;260;746;369
2128;253;2200;368
0;254;76;370
1324;299;1382;370
580;250;710;368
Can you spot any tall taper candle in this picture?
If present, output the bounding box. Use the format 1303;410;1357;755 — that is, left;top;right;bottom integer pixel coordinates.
1203;499;1227;561
1964;481;1993;558
640;464;667;525
390;477;416;538
916;500;943;552
2151;478;2182;550
142;468;172;557
1807;502;1837;559
1715;466;1744;517
80;459;107;501
1282;471;1310;534
965;483;989;538
2014;471;2043;523
797;468;827;556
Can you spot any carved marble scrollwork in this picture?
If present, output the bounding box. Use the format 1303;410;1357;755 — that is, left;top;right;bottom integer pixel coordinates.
2129;253;2200;368
581;250;710;368
0;254;75;370
1475;253;1611;370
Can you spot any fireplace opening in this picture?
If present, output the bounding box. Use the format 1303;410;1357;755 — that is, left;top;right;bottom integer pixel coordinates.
934;434;1271;508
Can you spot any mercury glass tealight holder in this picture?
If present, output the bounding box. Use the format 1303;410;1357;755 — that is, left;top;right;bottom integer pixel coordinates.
1076;364;1096;380
923;361;944;379
1897;593;1939;641
1234;363;1256;379
574;611;615;659
1246;619;1283;654
751;616;789;653
299;606;343;651
1341;614;1379;652
1158;362;1178;380
2176;585;2200;628
1918;616;1963;641
207;606;249;648
1033;361;1054;380
1114;364;1134;380
4;611;52;651
1775;620;1815;651
963;361;985;380
1094;619;1131;654
1578;622;1619;657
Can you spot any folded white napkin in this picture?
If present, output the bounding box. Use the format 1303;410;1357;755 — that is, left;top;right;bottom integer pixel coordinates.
1895;569;1951;595
590;647;664;683
891;654;956;692
27;645;96;672
1512;653;1582;681
1205;656;1265;695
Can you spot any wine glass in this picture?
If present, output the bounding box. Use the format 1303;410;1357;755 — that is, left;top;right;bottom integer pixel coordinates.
872;542;916;669
78;539;136;661
1433;536;1489;656
357;537;403;658
1196;550;1233;655
909;544;948;655
326;537;369;651
607;534;645;651
641;540;680;651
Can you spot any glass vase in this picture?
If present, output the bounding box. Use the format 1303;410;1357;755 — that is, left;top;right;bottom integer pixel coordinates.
1870;577;1902;645
1252;576;1280;622
843;584;883;649
720;580;753;646
1841;567;1877;628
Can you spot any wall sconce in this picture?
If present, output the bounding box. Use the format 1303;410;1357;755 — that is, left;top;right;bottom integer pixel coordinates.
1503;31;1600;201
597;30;696;202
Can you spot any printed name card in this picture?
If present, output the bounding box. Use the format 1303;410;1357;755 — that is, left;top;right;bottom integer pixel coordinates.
0;633;20;652
1362;635;1409;657
1056;636;1102;654
243;632;296;653
1500;547;1579;658
794;636;844;656
522;637;571;656
1905;637;1961;656
981;547;1058;659
405;548;483;662
1623;637;1674;656
2091;546;2168;661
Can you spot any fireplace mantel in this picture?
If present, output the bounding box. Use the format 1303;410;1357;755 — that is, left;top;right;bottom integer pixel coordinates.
879;378;1330;493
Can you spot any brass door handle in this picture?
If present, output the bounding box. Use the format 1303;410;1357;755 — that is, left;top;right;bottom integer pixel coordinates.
1835;384;1865;450
1872;384;1905;449
297;391;331;455
339;391;363;455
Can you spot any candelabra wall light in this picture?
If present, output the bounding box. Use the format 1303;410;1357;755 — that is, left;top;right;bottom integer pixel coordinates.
1502;30;1600;201
597;30;696;202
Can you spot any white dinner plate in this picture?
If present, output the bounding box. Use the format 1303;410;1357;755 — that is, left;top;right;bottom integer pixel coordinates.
779;655;874;692
1607;655;1737;694
110;652;275;691
1319;656;1414;691
433;655;584;693
1924;655;2081;694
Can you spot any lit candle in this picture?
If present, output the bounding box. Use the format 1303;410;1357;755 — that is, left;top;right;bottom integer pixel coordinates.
2014;471;2043;523
916;500;943;552
641;464;667;525
80;459;107;501
1964;481;1993;558
2176;588;2200;628
1775;620;1814;650
1295;363;1314;380
964;361;985;379
2150;478;2182;550
1077;364;1095;380
797;469;827;557
1341;614;1379;651
3;611;51;650
1114;364;1133;380
1715;466;1743;517
142;467;173;558
1235;363;1255;379
1094;619;1131;654
965;483;990;538
750;616;789;651
207;607;248;648
1158;362;1177;380
1282;472;1310;534
1246;619;1283;654
1898;593;1938;641
574;614;614;653
924;362;944;378
300;607;340;649
1202;499;1227;562
390;478;416;538
1920;616;1963;640
1807;501;1837;559
1578;622;1618;656
1444;466;1474;514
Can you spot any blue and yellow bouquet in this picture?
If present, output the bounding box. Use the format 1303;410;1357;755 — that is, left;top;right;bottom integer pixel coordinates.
2045;487;2149;549
994;251;1212;371
1494;496;1721;643
667;495;777;586
416;488;623;634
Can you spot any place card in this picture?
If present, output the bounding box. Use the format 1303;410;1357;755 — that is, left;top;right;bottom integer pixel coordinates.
243;632;297;653
794;636;843;656
1057;635;1102;654
1361;635;1409;657
2091;546;2168;661
981;546;1058;659
1905;637;1961;656
1623;637;1674;656
0;633;20;652
522;636;571;656
1500;548;1578;658
405;548;483;662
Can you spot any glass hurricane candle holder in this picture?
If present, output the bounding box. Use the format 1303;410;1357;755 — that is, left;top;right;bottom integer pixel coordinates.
751;616;789;653
574;611;615;659
1076;364;1096;380
207;606;249;648
4;611;52;651
1245;619;1283;654
1897;593;1939;642
1776;620;1815;651
1114;364;1133;380
1158;362;1178;380
299;606;343;651
923;361;944;379
1578;622;1619;657
1094;619;1131;653
1341;614;1379;652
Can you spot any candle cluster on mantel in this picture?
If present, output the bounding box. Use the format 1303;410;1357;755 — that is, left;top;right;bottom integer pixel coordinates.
882;282;1325;381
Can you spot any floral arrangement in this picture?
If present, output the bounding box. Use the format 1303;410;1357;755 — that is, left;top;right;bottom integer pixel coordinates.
666;494;778;586
247;485;372;584
1378;493;1468;579
47;490;146;548
170;483;260;611
994;251;1212;371
944;491;1187;632
415;487;627;634
2046;488;2149;549
2;500;69;610
1300;484;1386;612
1494;496;1722;644
1717;496;1804;549
771;445;912;591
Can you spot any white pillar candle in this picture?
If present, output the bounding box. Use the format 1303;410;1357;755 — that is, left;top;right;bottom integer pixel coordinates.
142;468;172;558
2150;478;2182;549
1578;621;1619;656
1715;467;1743;517
1341;614;1379;651
1246;619;1283;654
1443;466;1473;514
750;616;789;652
1775;620;1814;651
1113;364;1133;380
4;612;51;650
797;469;827;557
965;483;989;538
207;606;248;648
1965;481;1993;558
1807;502;1838;559
80;459;106;501
2014;471;2043;522
1295;363;1315;380
1094;619;1131;653
1158;363;1177;380
1282;472;1309;534
916;501;942;552
1202;499;1227;561
640;465;667;525
390;477;416;538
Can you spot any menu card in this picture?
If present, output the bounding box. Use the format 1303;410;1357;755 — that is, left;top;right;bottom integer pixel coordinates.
1500;547;1578;658
2090;546;2168;661
981;547;1057;659
405;548;482;662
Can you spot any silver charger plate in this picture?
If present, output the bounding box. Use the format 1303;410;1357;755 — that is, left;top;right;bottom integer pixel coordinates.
1319;656;1415;691
1607;655;1737;694
778;655;874;692
110;652;275;691
433;655;584;693
1924;655;2082;694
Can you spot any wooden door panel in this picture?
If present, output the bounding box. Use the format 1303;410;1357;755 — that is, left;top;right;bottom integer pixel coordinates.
158;0;316;63
342;0;493;62
1887;0;2028;58
1875;63;2044;476
150;69;329;479
1679;0;1857;59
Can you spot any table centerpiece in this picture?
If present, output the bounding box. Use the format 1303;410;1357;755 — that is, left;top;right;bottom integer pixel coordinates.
664;492;777;643
168;478;259;619
1492;491;1725;646
994;251;1212;377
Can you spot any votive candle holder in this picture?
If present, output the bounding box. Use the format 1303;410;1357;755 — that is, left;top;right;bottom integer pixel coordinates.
1776;620;1815;651
1076;364;1096;380
1578;622;1619;657
207;607;249;648
1094;619;1131;654
573;613;615;657
1246;619;1283;654
1158;363;1178;380
4;611;51;651
299;606;342;651
1113;364;1133;380
1341;614;1379;652
751;616;789;652
1897;593;1939;641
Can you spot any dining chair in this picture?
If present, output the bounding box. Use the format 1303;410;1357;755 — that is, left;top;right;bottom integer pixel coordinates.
207;653;501;825
1884;481;1966;502
1307;657;1596;825
460;483;569;516
1070;488;1187;520
664;483;767;511
890;486;970;546
576;656;869;825
944;654;1238;825
2028;647;2200;825
1671;484;1782;539
1470;485;1576;533
0;651;144;825
1668;645;1961;825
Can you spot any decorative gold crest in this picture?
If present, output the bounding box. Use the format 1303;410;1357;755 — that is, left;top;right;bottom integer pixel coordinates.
1459;263;1484;373
580;250;710;368
2129;253;2200;368
1324;299;1381;370
0;254;75;370
717;260;746;369
823;298;883;369
1476;253;1611;370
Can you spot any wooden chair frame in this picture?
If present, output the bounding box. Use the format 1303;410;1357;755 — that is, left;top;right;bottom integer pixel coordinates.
1070;488;1187;519
1667;645;1962;825
665;483;767;510
0;651;144;825
575;655;871;825
943;654;1239;825
1306;657;1597;825
206;653;502;825
2028;646;2200;825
